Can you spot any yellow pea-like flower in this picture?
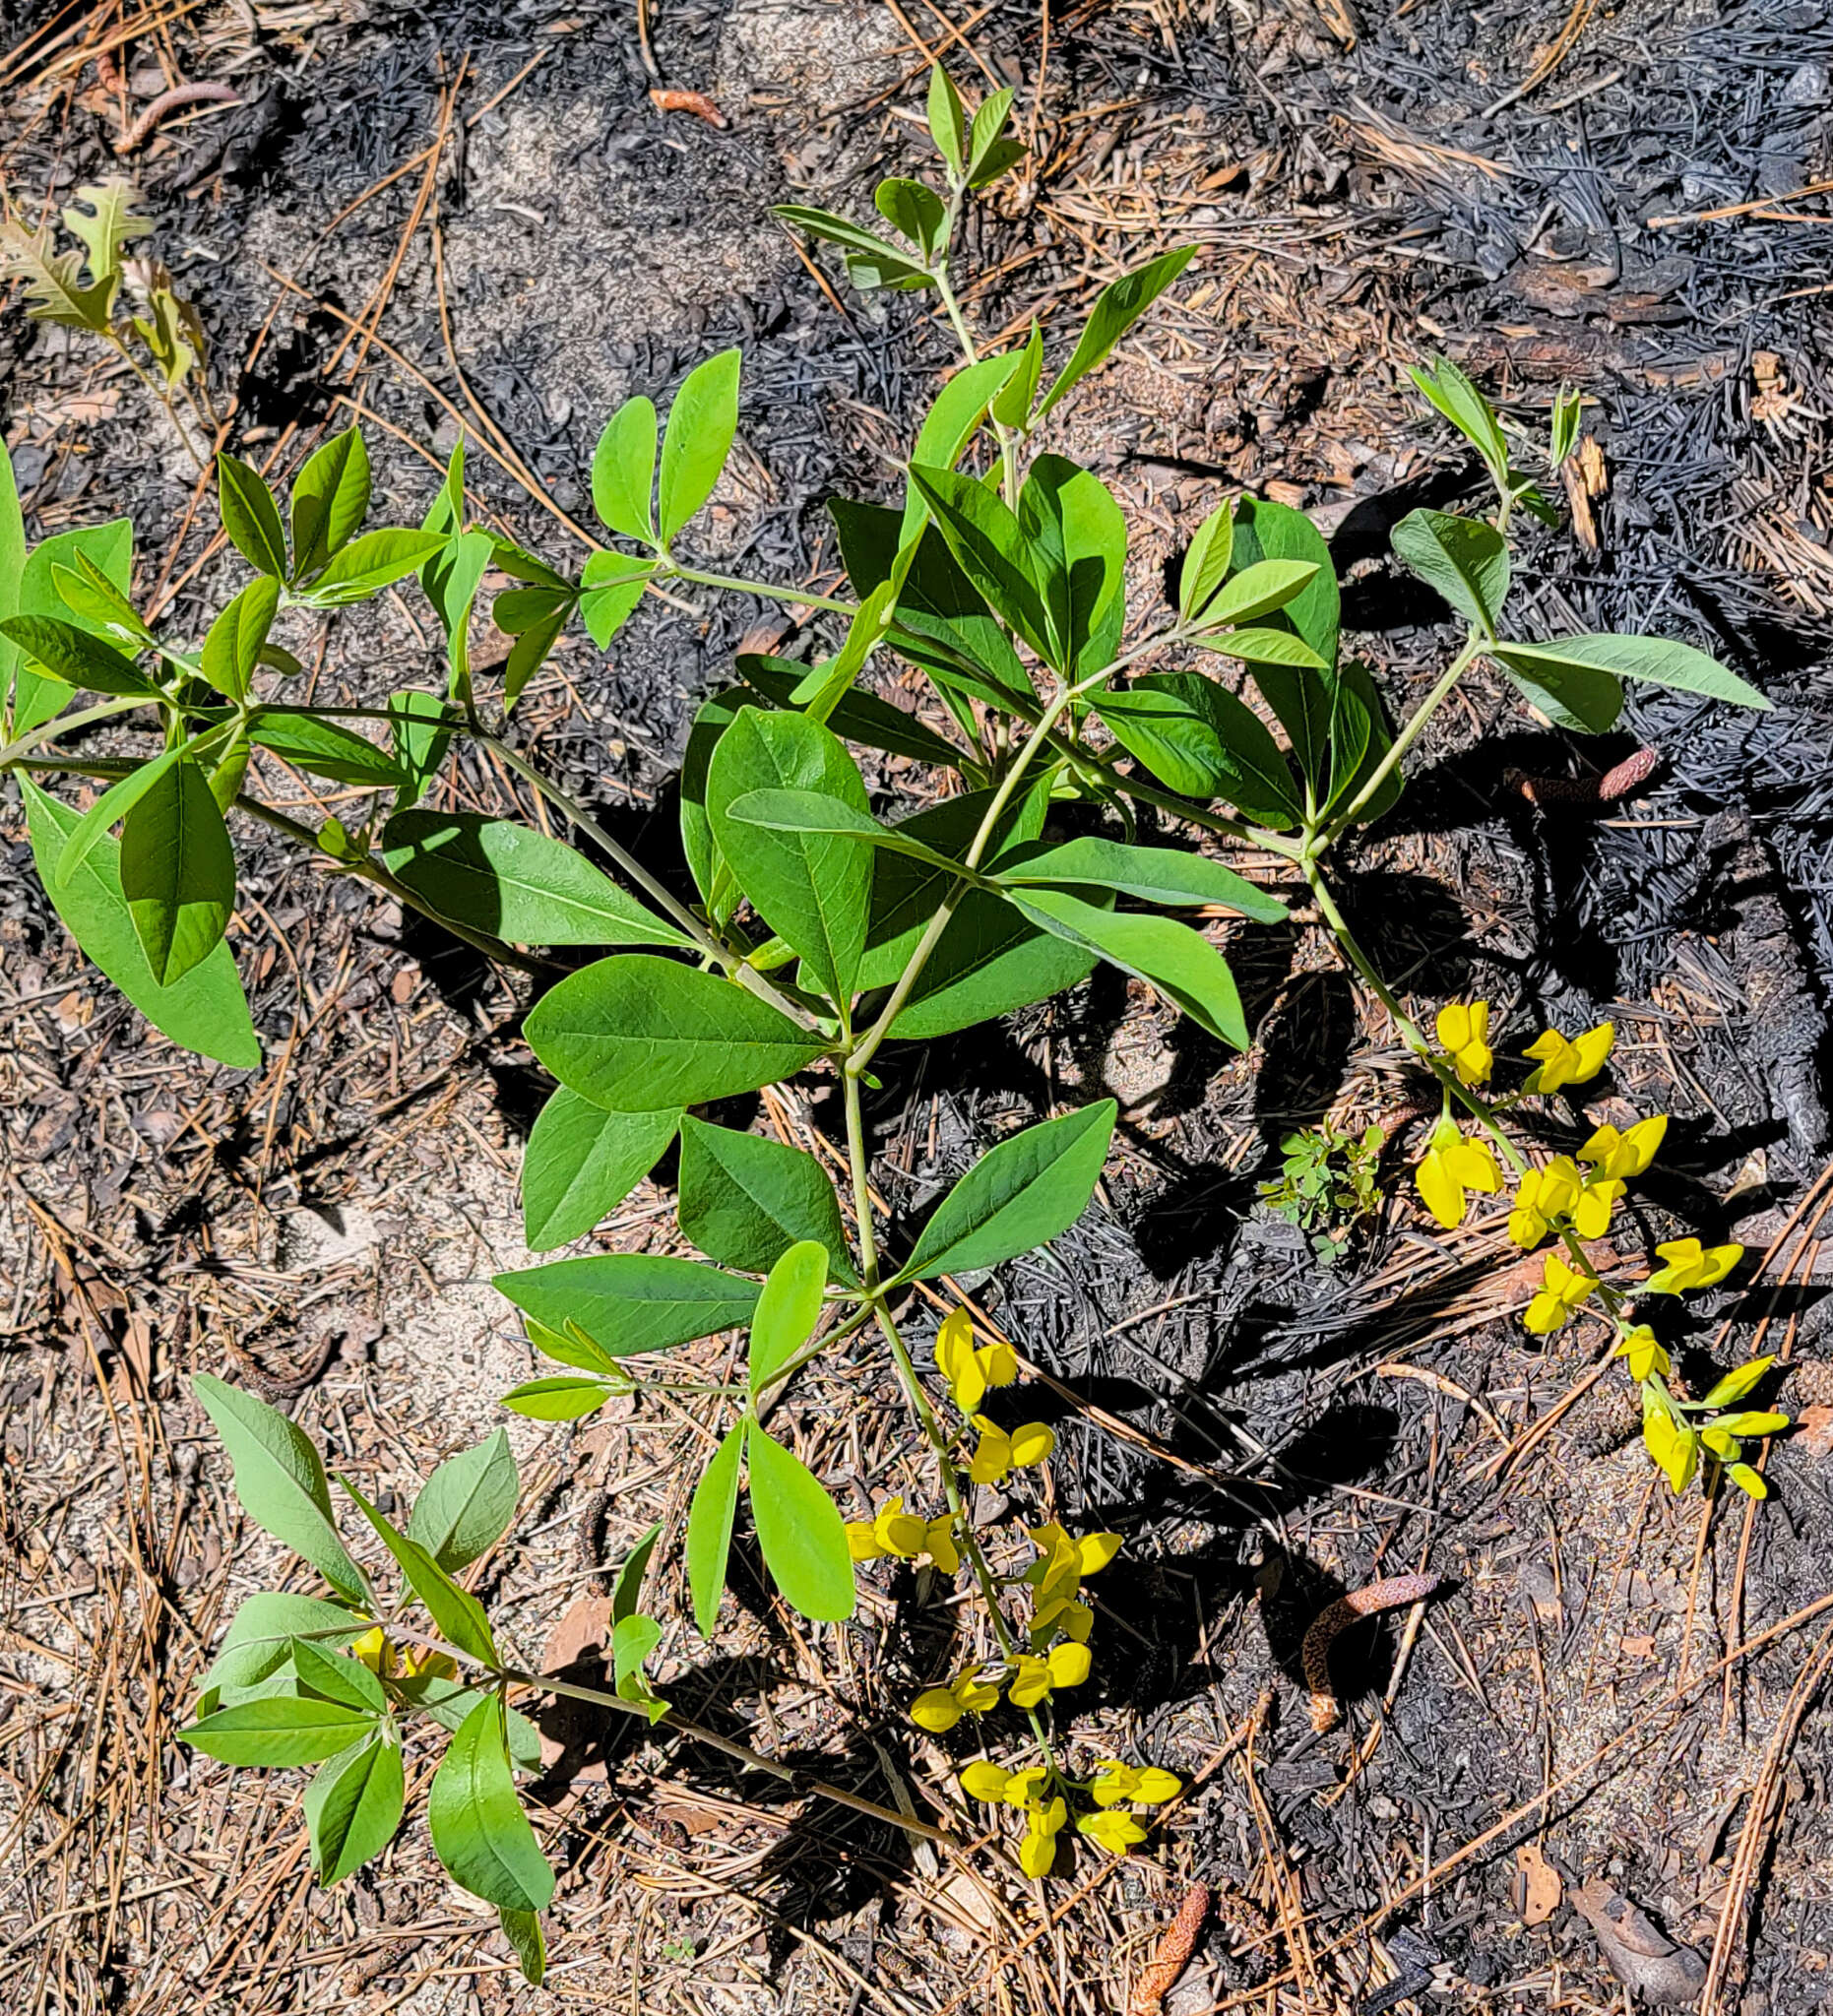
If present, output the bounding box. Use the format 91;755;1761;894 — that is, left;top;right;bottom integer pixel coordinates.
1008;1421;1056;1468
1090;1759;1181;1806
1007;1655;1053;1709
1076;1531;1123;1575
968;1418;1013;1485
351;1624;391;1674
934;1308;1019;1415
1572;1175;1623;1238
1032;1596;1094;1647
1017;1796;1066;1876
1523;1021;1615;1093
1612;1324;1671;1381
1415;1119;1503;1229
874;1495;928;1556
1047;1641;1091;1688
1642;1409;1698;1492
1523;1252;1598;1335
1435;1000;1494;1086
924;1514;961;1575
846;1521;886;1562
1644;1237;1743;1295
959;1761;1012;1802
1001;1765;1051;1809
1578;1113;1668;1180
911;1687;963;1732
1077;1807;1151;1854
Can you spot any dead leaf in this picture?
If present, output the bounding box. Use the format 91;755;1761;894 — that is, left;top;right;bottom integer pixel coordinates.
650;88;727;128
1796;1404;1833;1460
1514;1843;1562;1926
1570;1878;1707;2005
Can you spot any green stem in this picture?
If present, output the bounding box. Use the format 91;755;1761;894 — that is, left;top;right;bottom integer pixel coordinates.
670;565;859;618
470;729;820;1029
0;695;152;768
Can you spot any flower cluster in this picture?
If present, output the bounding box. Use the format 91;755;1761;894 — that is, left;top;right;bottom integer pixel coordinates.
1418;1000;1784;1501
847;1494;960;1570
958;1756;1181;1874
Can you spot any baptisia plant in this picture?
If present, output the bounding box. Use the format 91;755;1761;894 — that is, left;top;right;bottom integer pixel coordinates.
0;61;1784;1977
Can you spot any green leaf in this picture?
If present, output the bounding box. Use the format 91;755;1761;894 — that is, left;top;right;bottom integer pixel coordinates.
612;1613;669;1723
1495;631;1770;713
593;396;659;543
305;529;449;606
790;576;901;724
493;1252;761;1358
217;454;287;577
401;1673;541;1770
680;686;752;920
1190;625;1326;669
121;757;236;984
1228;496;1338;783
523;1092;679;1251
420;467;494;707
340;1477;497;1667
0;613;155;696
190;1373;367;1604
708;711;874;1001
989;837;1287;921
7;518;136;731
1178;499;1235;622
1410;357;1508;476
56;740;191;889
774;204;907;261
499;1908;547;1987
659;347;741;542
968;137;1027;192
389;690;452;811
288;1633;388;1712
1035;246;1196;424
198;1593;369;1703
1198;560;1315;632
736;653;967;770
1490;644;1624;734
51;550;152;645
305;1732;404;1885
1017;455;1127;675
677;1117;856;1284
580;552;658;648
875;177;946;261
60;176;148;291
1095;673;1300;828
686;1424;744;1635
907;463;1052;661
428;1694;554;1913
288;429;371;582
747;1239;827;1396
500;1376;618;1420
182;1694;378;1768
893;1102;1116;1284
744;1422;855;1622
22;778;260;1068
1011;888;1248;1045
247;708;400;787
927;64;968;177
967;85;1016;182
726;788;968;878
410;1428;519;1573
1324;657;1403;823
200;576;280;702
612;1522;664;1630
378;811;690;950
1550;386;1582;466
526;955;826;1111
1390;510;1508;635
991;322;1043;431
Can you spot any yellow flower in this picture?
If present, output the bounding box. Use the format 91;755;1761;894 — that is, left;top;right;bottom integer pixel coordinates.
1578;1114;1668;1180
1612;1325;1671;1381
911;1665;1002;1732
1007;1656;1053;1709
1436;1000;1493;1086
1076;1531;1122;1574
934;1307;1017;1414
401;1643;455;1682
1523;1022;1615;1093
1089;1760;1181;1807
1017;1795;1067;1876
846;1494;934;1562
1031;1596;1094;1647
924;1514;961;1575
1047;1641;1091;1688
351;1625;391;1674
1415;1119;1502;1229
959;1761;1012;1802
1001;1765;1051;1808
1524;1252;1598;1335
1077;1807;1151;1854
969;1418;1058;1484
1572;1175;1623;1238
1642;1407;1698;1493
1644;1237;1743;1295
